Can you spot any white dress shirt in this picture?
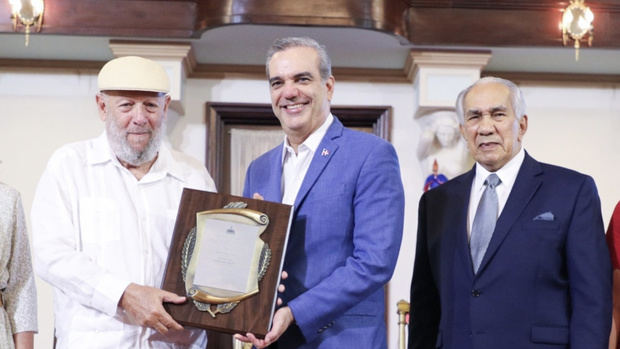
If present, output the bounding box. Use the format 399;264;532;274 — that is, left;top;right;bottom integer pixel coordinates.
32;133;216;349
281;114;333;205
467;147;525;238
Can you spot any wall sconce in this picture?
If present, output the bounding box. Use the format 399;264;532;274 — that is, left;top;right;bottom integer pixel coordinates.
8;0;44;47
560;0;594;61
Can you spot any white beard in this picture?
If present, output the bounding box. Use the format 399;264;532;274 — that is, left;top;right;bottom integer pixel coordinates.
105;118;164;166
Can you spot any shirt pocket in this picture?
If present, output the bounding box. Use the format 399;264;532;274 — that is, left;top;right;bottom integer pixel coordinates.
78;197;121;257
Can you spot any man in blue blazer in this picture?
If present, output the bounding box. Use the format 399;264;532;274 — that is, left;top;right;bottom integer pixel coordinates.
409;77;612;349
235;37;404;348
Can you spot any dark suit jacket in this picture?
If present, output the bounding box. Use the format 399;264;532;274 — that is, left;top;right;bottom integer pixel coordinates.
244;118;404;348
409;152;612;349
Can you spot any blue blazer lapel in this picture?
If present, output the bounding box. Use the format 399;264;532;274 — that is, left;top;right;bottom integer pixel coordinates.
476;152;543;274
262;143;285;202
292;118;343;212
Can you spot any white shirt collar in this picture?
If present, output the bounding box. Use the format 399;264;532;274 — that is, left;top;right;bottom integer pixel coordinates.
87;132;115;165
473;146;525;193
147;142;186;182
281;113;334;163
467;147;526;236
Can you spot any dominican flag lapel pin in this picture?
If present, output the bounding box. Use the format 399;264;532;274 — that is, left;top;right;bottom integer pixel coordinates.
321;148;329;157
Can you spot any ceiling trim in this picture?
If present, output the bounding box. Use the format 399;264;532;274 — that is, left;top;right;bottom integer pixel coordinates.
405;50;492;81
405;4;620;48
2;59;619;85
3;1;620;51
483;71;620;84
0;59;103;72
0;59;407;82
0;1;197;37
108;40;197;75
406;0;620;12
0;0;410;41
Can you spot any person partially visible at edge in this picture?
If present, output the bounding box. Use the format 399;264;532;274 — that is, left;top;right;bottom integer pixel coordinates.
409;76;611;349
31;56;216;348
605;202;620;349
235;36;405;348
0;183;37;349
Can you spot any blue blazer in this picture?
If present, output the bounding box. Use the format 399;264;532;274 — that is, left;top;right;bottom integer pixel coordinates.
243;118;404;348
409;152;612;349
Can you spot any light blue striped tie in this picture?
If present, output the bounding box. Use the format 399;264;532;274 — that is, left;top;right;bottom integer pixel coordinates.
470;173;501;273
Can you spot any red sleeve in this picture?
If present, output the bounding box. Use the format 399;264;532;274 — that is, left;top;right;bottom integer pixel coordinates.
606;201;620;269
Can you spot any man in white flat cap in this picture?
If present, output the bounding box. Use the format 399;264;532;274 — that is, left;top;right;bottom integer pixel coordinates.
31;56;216;348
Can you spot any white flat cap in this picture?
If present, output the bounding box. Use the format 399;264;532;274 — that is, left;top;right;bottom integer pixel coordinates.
98;56;170;93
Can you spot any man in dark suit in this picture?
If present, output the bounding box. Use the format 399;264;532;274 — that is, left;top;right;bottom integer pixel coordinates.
409;76;612;349
235;37;404;348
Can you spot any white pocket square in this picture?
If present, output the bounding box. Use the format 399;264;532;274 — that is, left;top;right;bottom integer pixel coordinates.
533;211;554;221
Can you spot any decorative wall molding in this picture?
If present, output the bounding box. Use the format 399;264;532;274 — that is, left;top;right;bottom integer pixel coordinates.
0;59;103;73
482;71;620;85
2;58;620;85
404;1;620;47
4;1;620;48
0;0;409;42
406;50;491;117
405;50;492;82
0;59;408;83
108;40;196;75
4;0;620;71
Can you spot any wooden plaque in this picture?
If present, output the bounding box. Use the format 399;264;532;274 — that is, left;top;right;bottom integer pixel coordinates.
161;188;293;337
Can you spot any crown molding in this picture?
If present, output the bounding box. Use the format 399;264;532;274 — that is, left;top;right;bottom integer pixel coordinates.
2;58;620;85
108;40;196;75
405;50;492;82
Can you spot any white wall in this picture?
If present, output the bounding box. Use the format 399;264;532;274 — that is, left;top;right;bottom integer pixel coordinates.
1;69;619;348
0;72;102;348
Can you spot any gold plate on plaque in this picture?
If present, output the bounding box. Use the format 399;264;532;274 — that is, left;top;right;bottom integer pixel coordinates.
181;202;271;318
161;189;293;336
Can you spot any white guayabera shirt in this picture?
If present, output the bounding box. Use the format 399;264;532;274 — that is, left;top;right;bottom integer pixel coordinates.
32;133;216;349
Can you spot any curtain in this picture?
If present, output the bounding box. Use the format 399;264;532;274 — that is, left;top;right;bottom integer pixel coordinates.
229;128;284;196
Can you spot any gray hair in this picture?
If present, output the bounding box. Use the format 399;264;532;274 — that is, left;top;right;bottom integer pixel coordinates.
455;76;527;124
266;37;332;81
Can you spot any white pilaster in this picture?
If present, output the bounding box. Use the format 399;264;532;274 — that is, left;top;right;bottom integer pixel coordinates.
405;50;492;118
108;41;195;114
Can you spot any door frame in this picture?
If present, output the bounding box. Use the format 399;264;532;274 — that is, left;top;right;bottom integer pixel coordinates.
205;102;392;192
